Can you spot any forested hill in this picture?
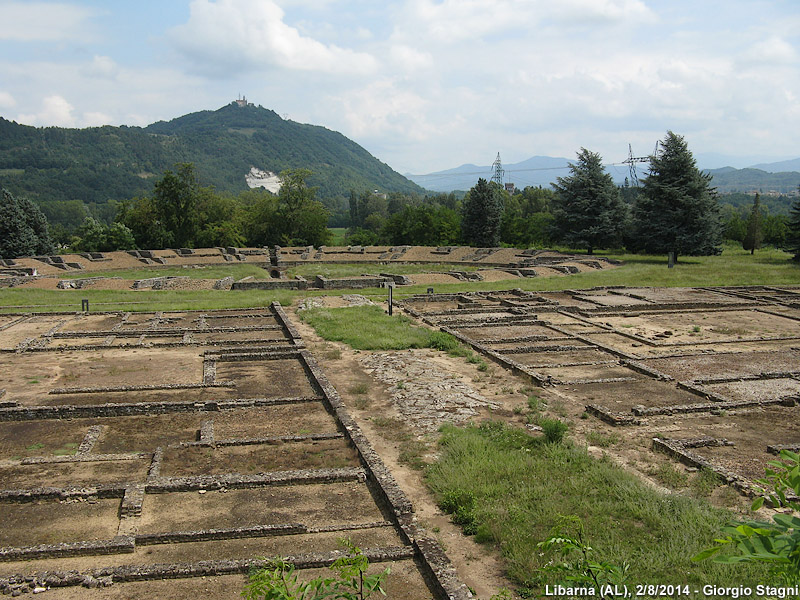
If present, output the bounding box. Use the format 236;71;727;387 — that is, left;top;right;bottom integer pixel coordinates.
0;102;423;208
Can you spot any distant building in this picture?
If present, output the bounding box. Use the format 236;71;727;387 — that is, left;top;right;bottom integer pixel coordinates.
234;95;253;107
504;182;516;194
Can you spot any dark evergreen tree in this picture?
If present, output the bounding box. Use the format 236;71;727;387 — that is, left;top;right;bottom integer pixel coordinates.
788;188;800;261
743;193;763;254
461;178;503;247
0;188;55;258
550;148;627;254
152;163;202;248
631;131;722;260
16;195;55;255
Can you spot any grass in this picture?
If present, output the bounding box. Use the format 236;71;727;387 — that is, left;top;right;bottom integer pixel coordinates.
586;431;620;448
650;462;690;488
3;244;797;314
286;261;479;279
426;422;769;596
60;263;273;281
327;227;348;246
300;304;451;351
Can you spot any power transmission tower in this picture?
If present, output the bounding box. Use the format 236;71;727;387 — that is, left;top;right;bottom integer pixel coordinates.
622;144;650;187
491;152;504;185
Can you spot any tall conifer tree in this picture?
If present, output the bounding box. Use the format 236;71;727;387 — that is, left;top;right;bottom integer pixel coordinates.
632;131;722;260
788;188;800;261
461;178;503;247
551;148;627;255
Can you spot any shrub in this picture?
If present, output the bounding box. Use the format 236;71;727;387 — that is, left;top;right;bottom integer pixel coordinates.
539;418;568;444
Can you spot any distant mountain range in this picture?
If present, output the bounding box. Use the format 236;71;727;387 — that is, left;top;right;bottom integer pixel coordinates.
408;156;800;194
0;102;423;209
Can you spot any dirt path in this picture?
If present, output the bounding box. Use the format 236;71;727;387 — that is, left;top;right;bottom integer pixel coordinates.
288;301;520;599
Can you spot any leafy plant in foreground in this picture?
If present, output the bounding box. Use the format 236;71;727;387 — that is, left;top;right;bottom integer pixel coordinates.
538;515;629;599
243;539;389;600
694;449;800;585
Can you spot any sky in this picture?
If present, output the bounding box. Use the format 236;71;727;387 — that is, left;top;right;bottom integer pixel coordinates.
1;0;799;176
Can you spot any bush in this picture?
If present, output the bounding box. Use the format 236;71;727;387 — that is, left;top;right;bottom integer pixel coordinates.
439;489;479;534
539;418;568;444
427;331;460;352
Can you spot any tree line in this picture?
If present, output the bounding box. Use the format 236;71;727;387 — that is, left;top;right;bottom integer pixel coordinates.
2;130;800;261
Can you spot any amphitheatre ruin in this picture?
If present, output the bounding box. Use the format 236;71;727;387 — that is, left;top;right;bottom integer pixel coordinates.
0;245;798;598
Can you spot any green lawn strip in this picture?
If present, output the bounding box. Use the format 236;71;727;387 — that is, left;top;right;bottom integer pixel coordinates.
327;227;348;246
59;264;272;280
299;304;442;350
426;422;770;597
0;288;298;313
286;262;479;279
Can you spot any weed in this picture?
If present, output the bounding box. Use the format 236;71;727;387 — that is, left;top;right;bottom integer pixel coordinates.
477;361;489;372
710;326;749;336
501;386;514;394
650;463;688;488
348;383;369;395
550;398;568;417
399;440;428;470
513;405;525;415
26;442;45;451
692;325;701;333
539;418;568;444
691;468;722;498
322;346;342;360
586;431;620;448
528;395;544;412
439;489;479;534
428;331;461;352
580;411;589;420
354;396;369;410
467;354;481;364
371;417;412;442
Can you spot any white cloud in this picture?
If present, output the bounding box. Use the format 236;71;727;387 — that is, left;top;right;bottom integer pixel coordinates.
17;95;77;127
739;36;798;67
0;2;96;42
389;44;433;72
392;0;654;44
330;79;432;141
169;0;378;75
0;91;16;109
83;111;112;126
84;55;119;79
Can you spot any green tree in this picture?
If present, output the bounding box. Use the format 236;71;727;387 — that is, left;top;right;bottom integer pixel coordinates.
152;163;202;248
550;149;627;254
743;193;763;254
115;196;171;250
722;205;746;242
788;190;800;261
0;188;54;258
240;189;281;247
17;195;56;255
0;189;37;259
461;178;503;247
276;168;331;246
631;131;722;260
381;204;461;245
72;217;136;252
